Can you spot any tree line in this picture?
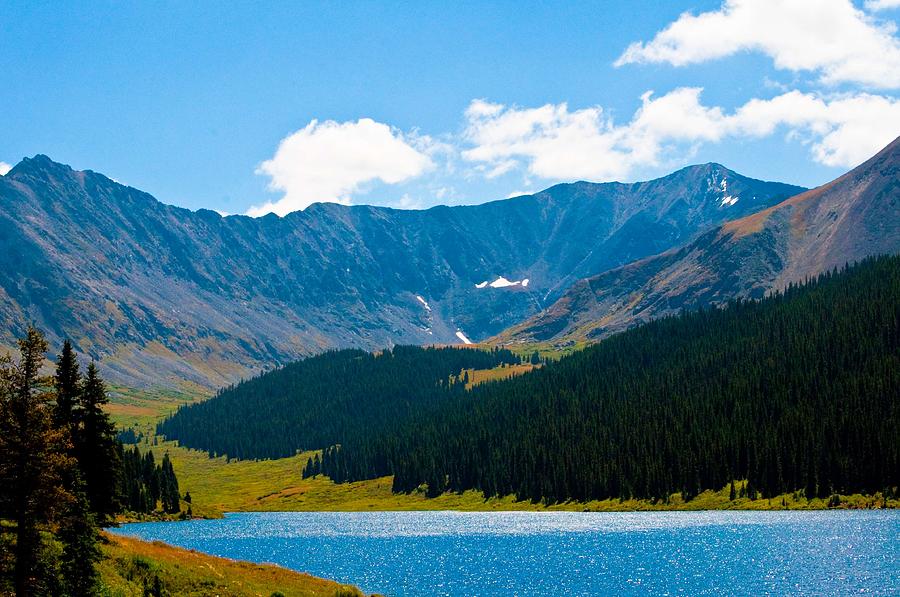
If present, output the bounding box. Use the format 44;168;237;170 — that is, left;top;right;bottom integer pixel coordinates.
121;446;181;515
158;345;521;460
0;329;182;596
317;255;899;502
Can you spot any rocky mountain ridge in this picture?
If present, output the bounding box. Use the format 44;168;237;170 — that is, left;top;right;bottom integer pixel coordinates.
496;135;900;345
0;154;802;388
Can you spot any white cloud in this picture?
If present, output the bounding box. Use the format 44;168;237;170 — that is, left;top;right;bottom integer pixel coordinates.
462;101;629;180
395;193;427;210
0;162;11;176
249;118;433;216
867;0;900;10
728;91;900;166
616;0;900;89
506;189;535;198
462;89;900;182
462;90;724;182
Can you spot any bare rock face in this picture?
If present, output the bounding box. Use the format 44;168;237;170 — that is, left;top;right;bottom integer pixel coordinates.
0;155;801;388
498;136;900;346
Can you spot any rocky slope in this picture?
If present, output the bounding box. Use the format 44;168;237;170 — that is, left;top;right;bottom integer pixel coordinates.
0;155;801;387
496;136;900;345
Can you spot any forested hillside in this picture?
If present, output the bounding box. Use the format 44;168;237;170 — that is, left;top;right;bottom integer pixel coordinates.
158;256;899;504
322;255;899;502
157;345;521;460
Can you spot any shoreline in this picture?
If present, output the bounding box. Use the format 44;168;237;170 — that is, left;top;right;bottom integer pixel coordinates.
99;531;368;596
113;489;897;525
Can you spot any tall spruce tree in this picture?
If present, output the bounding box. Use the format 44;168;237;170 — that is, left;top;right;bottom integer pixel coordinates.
160;453;180;514
53;339;81;434
0;327;74;597
76;362;122;522
58;486;100;597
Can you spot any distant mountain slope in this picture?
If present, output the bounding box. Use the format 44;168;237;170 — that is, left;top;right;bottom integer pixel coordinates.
497;135;900;345
0;155;801;387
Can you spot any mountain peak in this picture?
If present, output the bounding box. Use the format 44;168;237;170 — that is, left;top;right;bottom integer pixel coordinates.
497;136;900;346
671;162;733;179
6;154;75;180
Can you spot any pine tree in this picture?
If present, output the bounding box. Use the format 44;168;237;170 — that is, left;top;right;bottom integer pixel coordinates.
58;487;100;597
53;339;81;434
77;362;123;522
160;453;180;514
0;327;74;596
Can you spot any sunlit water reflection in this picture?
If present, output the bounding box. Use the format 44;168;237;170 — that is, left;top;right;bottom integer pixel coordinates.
112;510;900;596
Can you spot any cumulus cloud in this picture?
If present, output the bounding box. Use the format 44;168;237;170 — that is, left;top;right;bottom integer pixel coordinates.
462;90;900;182
616;0;900;89
867;0;900;9
0;162;11;176
462;90;725;181
727;91;900;166
249;118;433;216
462;100;629;180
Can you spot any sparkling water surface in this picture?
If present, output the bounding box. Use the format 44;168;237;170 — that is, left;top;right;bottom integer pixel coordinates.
111;510;899;596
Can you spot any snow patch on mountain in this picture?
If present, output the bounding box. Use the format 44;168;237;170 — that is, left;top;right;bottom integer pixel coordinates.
475;276;530;289
718;178;738;206
455;330;473;344
416;295;431;311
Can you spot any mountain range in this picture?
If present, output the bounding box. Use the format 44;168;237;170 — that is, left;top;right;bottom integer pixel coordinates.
0;154;803;388
496;136;900;345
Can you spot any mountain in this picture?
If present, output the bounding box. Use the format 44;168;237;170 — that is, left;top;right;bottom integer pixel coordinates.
497;135;900;345
0;155;802;387
158;256;900;502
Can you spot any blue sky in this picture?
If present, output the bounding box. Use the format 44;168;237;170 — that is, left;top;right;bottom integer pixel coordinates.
2;0;900;215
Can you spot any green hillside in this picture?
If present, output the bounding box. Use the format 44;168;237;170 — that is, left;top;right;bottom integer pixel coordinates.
158;345;521;460
156;256;900;506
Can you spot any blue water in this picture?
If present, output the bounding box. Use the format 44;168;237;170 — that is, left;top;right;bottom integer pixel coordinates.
112;510;899;596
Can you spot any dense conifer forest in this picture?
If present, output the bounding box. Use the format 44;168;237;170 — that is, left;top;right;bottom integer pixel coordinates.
0;329;182;595
163;256;898;505
322;255;900;502
121;446;181;515
157;345;521;459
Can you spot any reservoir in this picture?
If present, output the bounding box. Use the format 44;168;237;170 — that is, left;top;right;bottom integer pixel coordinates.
111;510;899;596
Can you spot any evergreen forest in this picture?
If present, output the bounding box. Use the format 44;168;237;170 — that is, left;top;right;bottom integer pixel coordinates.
160;256;899;504
157;345;521;459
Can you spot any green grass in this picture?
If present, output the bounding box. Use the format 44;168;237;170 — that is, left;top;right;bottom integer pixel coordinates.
106;384;208;435
455;363;539;389
501;341;589;362
139;438;898;515
98;532;366;596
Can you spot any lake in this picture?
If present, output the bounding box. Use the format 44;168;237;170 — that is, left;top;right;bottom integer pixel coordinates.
111;510;899;596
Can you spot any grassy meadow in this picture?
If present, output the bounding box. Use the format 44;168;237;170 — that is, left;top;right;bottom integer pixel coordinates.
136;435;897;515
98;533;365;596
